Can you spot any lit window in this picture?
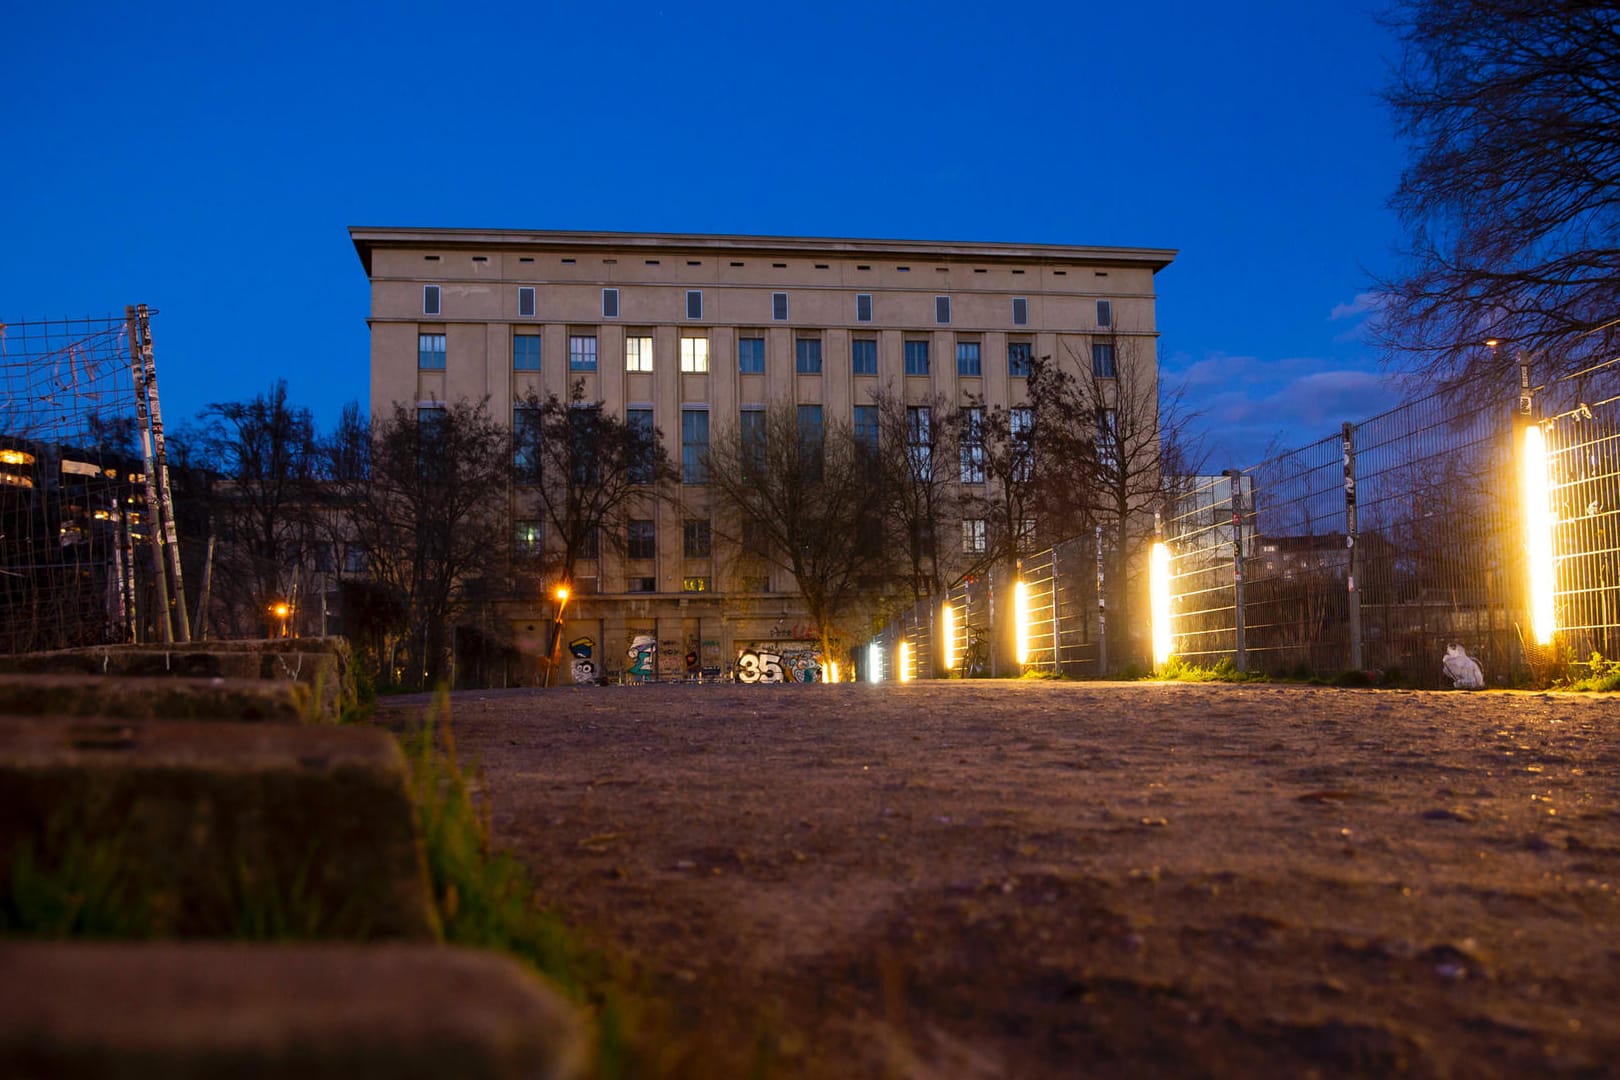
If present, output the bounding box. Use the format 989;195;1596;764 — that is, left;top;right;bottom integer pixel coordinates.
956;341;982;377
738;337;765;373
628;519;656;560
962;519;987;554
1092;343;1116;378
602;288;619;318
856;293;873;322
772;292;789;321
518;286;536;317
795;338;822;374
514;519;543;556
1007;342;1032;377
904;339;929;376
681;337;709;372
852;338;877;375
569;335;597;371
625;335;654;372
959;407;985;483
681;408;709;484
1012;297;1027;326
418;333;446;370
423;285;440;315
513;334;540;371
683;518;712;558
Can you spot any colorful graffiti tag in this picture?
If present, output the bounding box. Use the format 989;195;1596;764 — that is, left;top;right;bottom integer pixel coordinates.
627;634;657;679
569;637;598;685
736;642;823;684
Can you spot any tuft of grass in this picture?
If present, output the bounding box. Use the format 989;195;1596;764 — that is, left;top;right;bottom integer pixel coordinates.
1558;651;1620;692
1151;657;1269;683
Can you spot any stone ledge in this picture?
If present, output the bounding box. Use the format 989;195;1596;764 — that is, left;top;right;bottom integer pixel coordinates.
0;941;586;1080
0;674;309;724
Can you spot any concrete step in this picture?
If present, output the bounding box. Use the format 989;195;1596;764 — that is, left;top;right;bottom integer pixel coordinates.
0;718;437;940
0;674;310;724
0;648;343;724
0;941;586;1080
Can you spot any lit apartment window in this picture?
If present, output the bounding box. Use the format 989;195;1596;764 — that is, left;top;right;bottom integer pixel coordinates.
795;338;822;374
627;408;654;484
513;334;540;371
904;339;929;376
514;519;543;557
956;341;981;377
906;405;932;480
680;337;709;373
686;290;703;319
959;407;985;483
853;405;878;454
1012;297;1028;326
569;335;597;371
856;293;873;322
683;518;712;558
681;408;709;484
423;285;441;315
851;338;877;375
418;333;446;370
738;336;765;373
1097;299;1112;327
1007;342;1032;377
1092;342;1117;378
627;519;657;560
513;406;543;484
603;288;619;318
962;519;987;554
518;286;536;317
935;296;952;324
772;292;789;321
625;335;653;373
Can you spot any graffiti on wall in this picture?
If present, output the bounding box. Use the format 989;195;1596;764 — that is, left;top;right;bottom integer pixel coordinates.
569;637;598;685
736;641;823;684
627;634;656;679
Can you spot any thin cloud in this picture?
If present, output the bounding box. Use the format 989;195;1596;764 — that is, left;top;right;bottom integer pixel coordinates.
1329;291;1385;321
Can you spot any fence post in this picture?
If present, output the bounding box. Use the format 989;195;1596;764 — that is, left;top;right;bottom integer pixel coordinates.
1225;469;1247;673
1342;422;1363;672
127;306;172;644
1051;543;1062;674
1095;524;1107;676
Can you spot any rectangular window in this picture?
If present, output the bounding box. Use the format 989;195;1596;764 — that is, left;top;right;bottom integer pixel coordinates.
904;339;930;376
851;338;877;375
423;285;441;315
772;292;789;321
680;337;709;373
628;519;657;560
738;336;765;373
795;338;822;374
1012;297;1028;326
682;576;711;592
1011;406;1034;482
797;404;823;445
1096;407;1119;472
513;334;541;371
581;528;599;560
906;405;932;480
627;408;654;484
1092;342;1117;378
856;293;873;322
959;406;985;483
956;341;982;377
935;296;952;324
627;576;657;593
518;286;536;317
681;408;709;484
962;519;988;554
418;333;446;370
740;407;766;479
683;518;712;558
853;405;878;454
569;335;597;371
514;519;543;557
513;406;543;484
602;288;619;318
686;290;703;319
625;335;654;372
1097;299;1112;327
418;405;445;428
1007;342;1032;377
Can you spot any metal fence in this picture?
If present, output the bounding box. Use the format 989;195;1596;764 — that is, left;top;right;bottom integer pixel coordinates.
868;357;1620;687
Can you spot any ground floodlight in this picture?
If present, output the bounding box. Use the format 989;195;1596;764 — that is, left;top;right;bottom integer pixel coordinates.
1150;541;1173;667
1522;423;1556;645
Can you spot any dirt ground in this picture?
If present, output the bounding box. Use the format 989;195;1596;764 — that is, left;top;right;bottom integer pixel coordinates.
382;681;1620;1078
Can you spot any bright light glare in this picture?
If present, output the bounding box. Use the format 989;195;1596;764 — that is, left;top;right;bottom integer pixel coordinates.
1150;541;1173;667
941;601;957;672
1013;580;1029;666
1523;424;1556;645
867;642;881;683
827;660;840;684
555;585;570;604
898;641;912;682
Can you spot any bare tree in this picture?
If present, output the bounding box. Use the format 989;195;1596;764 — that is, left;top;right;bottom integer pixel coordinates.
705;401;889;671
871;387;958;599
1377;0;1620;385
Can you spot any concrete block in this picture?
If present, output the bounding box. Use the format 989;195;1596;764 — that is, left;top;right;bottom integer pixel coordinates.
0;941;586;1080
0;718;437;940
0;674;310;724
190;638;359;717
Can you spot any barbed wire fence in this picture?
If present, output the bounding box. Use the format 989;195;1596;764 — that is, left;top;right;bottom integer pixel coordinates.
0;306;190;653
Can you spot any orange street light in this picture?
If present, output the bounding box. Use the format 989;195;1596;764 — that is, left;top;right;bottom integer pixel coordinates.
547;582;572;687
269;601;291;638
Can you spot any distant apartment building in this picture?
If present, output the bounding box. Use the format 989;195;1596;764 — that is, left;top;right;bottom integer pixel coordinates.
350;228;1174;680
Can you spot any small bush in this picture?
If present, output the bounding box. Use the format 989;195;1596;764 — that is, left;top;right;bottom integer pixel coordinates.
1557;651;1620;692
1152;657;1268;683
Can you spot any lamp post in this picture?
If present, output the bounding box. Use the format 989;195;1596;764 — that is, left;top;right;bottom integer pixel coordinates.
547;584;570;687
270;601;290;639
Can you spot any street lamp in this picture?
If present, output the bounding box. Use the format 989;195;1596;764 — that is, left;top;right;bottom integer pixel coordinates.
547;584;571;687
270;601;290;638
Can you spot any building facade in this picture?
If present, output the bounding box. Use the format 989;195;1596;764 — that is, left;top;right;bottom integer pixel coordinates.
351;228;1174;681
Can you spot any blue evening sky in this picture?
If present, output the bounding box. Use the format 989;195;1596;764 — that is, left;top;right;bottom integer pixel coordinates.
3;0;1405;466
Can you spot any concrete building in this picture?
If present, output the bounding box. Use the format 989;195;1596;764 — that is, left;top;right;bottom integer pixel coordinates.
350;228;1174;681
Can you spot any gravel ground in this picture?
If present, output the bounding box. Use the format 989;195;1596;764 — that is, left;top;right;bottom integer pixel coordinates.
382;681;1620;1078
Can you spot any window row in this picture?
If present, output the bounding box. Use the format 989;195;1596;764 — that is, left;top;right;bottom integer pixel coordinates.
422;283;1112;329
